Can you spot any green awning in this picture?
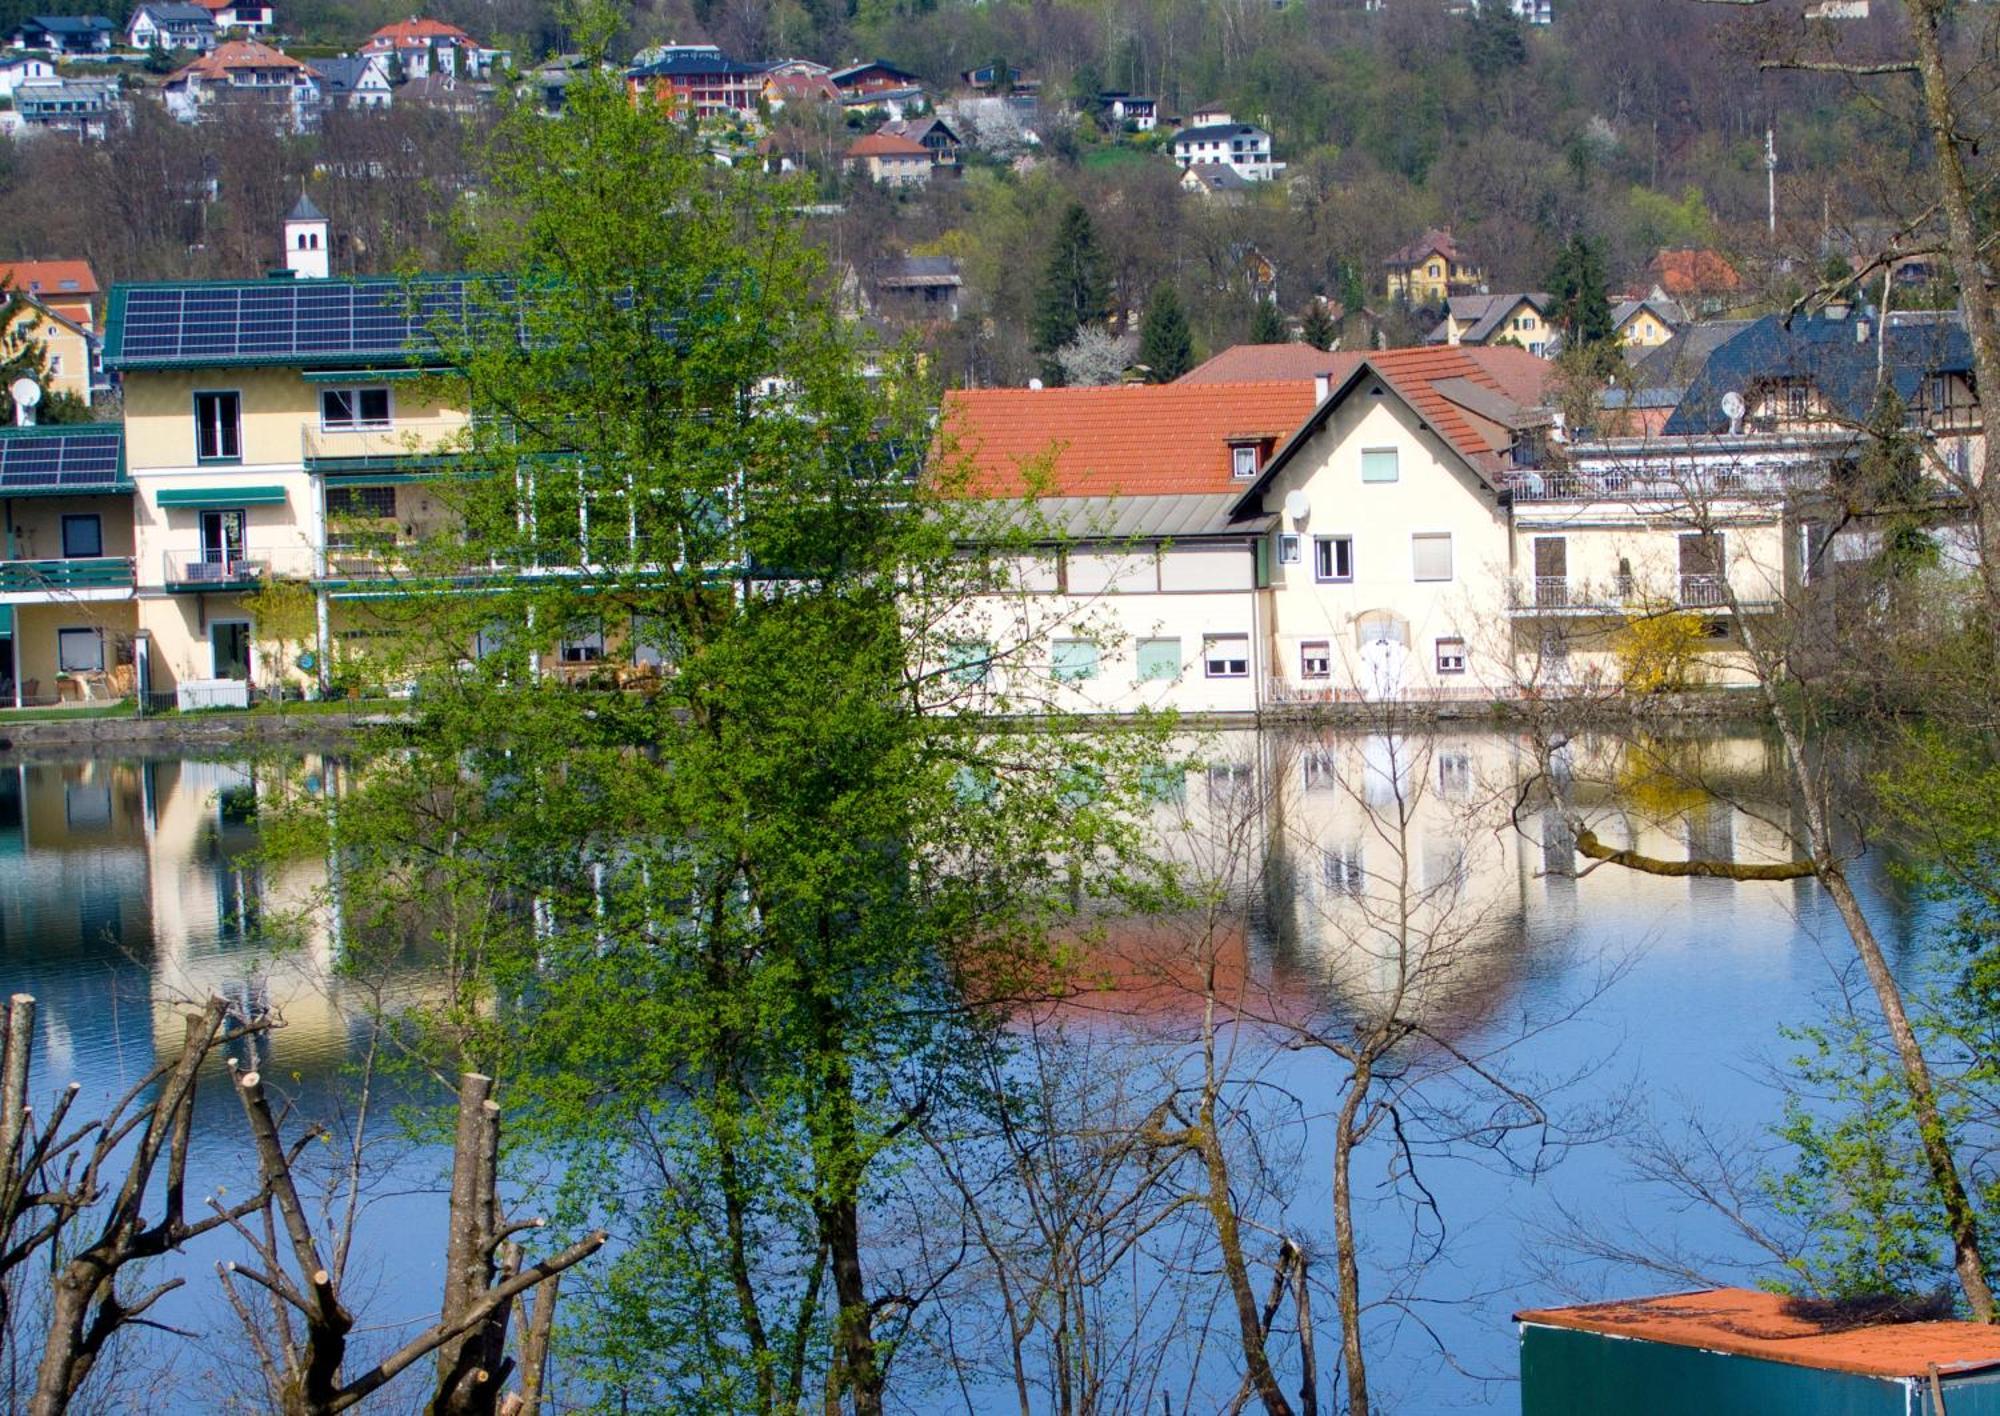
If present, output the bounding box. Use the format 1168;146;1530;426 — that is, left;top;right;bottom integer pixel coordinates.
0;604;13;635
300;367;443;383
157;485;289;507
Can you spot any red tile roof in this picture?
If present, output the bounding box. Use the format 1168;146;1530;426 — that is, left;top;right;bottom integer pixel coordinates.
1180;345;1361;384
0;260;98;301
175;38;307;77
1518;1288;2000;1380
1346;346;1550;468
1650;247;1742;297
938;381;1322;498
848;131;930;158
365;17;474;48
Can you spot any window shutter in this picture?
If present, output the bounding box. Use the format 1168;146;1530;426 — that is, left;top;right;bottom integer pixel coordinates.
1253;537;1271;588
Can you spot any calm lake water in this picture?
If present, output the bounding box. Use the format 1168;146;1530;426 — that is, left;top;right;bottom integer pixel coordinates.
0;730;1940;1411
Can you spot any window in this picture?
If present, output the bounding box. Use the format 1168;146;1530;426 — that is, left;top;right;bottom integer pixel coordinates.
1314;535;1353;582
325;485;395;518
1204;634;1249;678
1322;844;1364;895
1278;532;1300;565
194;390;241;461
559;625;604;663
1051;638;1098;682
46;353;61;375
1435;636;1467;674
57;627;103;672
1438;749;1471;797
1300;640;1330;679
1784;382;1810;419
320;387;391;430
1360;448;1398;483
473;623;507;659
1231;444;1260;480
1412;533;1453;582
60;513;101;558
946;639;991;685
1135;637;1181;681
632;615;671;668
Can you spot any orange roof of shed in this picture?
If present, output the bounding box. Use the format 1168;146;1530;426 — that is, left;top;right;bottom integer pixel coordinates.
1517;1287;2000;1380
937;380;1320;498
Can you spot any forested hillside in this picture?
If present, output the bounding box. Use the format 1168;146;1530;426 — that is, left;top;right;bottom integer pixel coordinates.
0;0;1968;384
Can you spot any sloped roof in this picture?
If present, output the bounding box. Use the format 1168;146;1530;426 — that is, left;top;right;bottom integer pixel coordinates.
1664;306;1974;435
1182;164;1252;192
1649;247;1741;297
1517;1288;2000;1381
365;17;474;46
1612;294;1685;330
848;131;930;158
174;38;308;78
628;45;766;79
1386;228;1471;269
286;192;325;221
309;55;377;92
766;70;839;102
1173;121;1268;145
0;260;99;300
1627;317;1755;392
133;4;217;26
1229;345;1555;516
1180;344;1359;384
876;256;961;287
881;115;960;144
830;58;919;84
1430;291;1551;345
938;380;1321;499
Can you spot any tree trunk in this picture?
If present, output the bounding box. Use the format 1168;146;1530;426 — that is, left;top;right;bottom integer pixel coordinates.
1199;1091;1295;1416
1331;1062;1372;1416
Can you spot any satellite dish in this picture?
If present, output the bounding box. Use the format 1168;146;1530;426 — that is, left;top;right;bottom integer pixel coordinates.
1283;489;1310;521
10;377;40;409
1721;390;1746;424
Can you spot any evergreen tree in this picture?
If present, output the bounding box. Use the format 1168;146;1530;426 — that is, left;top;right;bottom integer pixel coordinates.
1300;299;1338;352
1249;296;1287;344
0;282;62;425
1548;234;1614;348
1032;203;1111;382
1136;282;1192;381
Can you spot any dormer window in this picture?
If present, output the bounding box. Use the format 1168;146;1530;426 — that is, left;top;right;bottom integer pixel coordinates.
1231;443;1260;480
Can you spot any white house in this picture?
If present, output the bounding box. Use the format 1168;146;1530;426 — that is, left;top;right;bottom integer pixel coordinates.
161;39;319;131
1171;112;1283;182
126;2;216;53
0;55;54;99
309;53;392;109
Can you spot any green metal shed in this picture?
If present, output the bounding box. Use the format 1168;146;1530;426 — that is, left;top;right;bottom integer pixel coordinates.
1519;1287;2000;1415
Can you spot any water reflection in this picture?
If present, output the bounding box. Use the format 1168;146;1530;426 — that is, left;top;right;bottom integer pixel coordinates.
0;729;1921;1411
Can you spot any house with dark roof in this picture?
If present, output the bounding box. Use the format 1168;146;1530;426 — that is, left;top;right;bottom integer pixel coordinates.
627;43;769;119
310;53;392;109
191;0;272;36
126;3;216;53
879;115;961;166
1170;111;1282;182
829;58;920;97
872;256;962;320
8;15;114;55
1612;293;1685;350
1427;292;1555;356
1098;92;1156;130
13;76;120;138
1179;163;1252;203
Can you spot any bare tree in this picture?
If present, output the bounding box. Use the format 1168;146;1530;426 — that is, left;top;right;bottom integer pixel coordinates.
213;1067;604;1416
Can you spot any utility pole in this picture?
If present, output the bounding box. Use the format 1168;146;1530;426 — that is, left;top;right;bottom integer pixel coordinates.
1765;127;1778;237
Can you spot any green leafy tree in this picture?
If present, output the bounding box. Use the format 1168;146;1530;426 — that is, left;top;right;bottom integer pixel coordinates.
1136;281;1192;381
1300;299;1338;352
1032;202;1111;382
0;281;61;425
1548;234;1614;348
142;39;173;74
295;47;1170;1414
1249;296;1287;344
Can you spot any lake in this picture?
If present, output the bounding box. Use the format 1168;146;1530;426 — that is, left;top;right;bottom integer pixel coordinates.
0;727;1939;1411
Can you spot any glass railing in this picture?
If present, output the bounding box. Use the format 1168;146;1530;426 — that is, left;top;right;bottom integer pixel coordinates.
301;415;468;464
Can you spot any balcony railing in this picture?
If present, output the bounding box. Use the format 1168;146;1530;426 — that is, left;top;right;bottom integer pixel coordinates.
0;556;135;595
1506;469;1790;502
1678;574;1729;608
1508;575;1733;614
301;416;468;466
161;545;316;589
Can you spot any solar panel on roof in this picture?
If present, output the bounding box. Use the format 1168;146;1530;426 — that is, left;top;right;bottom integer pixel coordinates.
111;278;480;366
0;429;122;494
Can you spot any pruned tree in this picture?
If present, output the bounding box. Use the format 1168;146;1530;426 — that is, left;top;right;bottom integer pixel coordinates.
0;994;273;1416
213;1067;604;1416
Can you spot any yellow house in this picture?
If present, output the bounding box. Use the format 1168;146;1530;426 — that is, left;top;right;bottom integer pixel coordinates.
2;297;95;407
103;276;471;697
1612;295;1684;350
1384;228;1486;307
1429;292;1554;357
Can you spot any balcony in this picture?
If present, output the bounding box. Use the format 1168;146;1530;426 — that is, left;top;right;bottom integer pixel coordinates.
301;416;468;471
1508;574;1756;615
161;545;315;590
0;556;135;599
1505;469;1790;503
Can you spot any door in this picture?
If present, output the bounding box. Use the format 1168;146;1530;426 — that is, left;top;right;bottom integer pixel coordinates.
211;621;251;681
200;510;246;575
1533;537;1568;607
